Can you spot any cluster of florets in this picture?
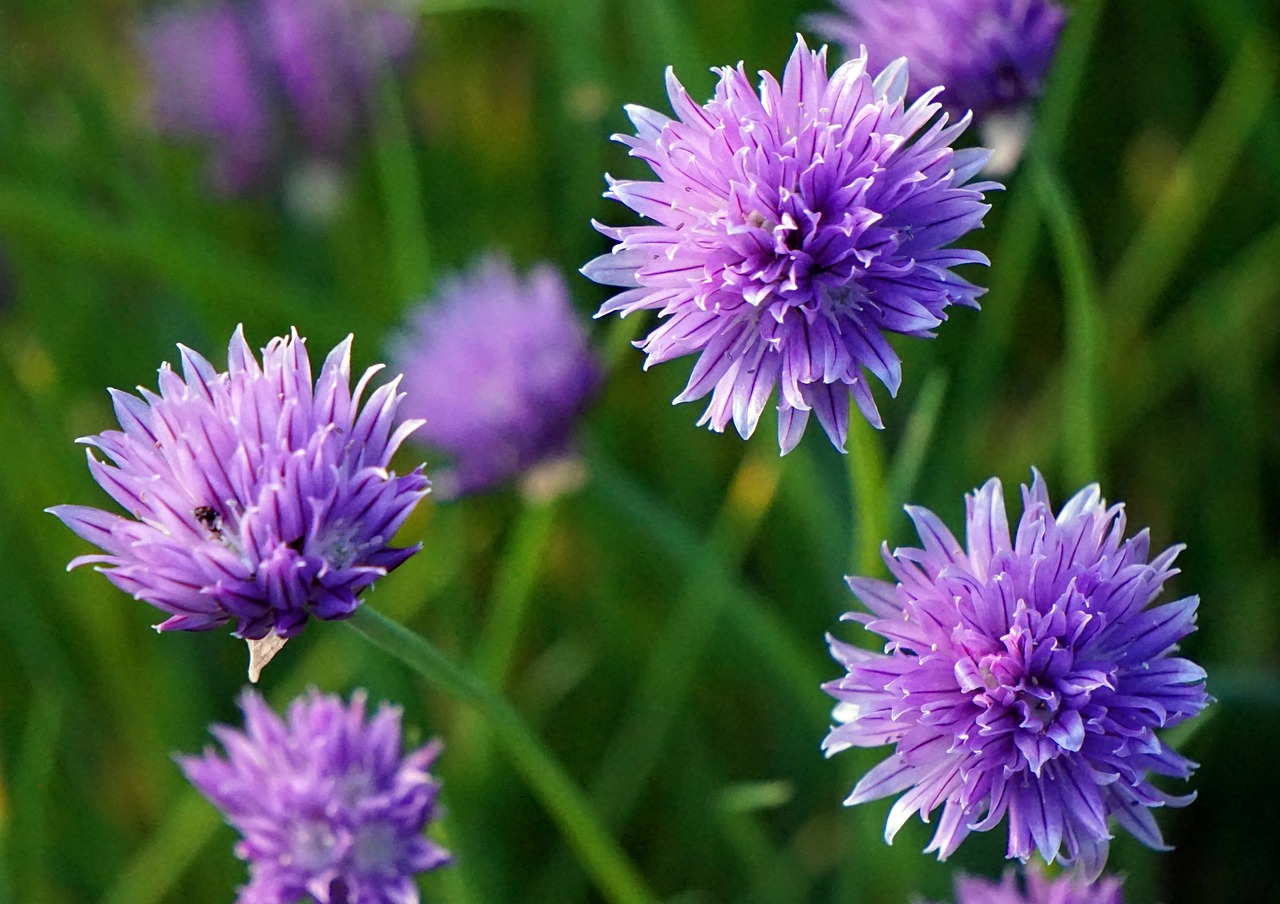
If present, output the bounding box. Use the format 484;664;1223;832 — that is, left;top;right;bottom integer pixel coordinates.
942;868;1125;904
141;0;417;193
824;472;1209;876
179;690;451;904
389;253;601;498
585;36;997;454
809;0;1067;121
50;327;429;641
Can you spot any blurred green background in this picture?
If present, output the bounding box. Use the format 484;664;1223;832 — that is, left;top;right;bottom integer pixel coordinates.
2;0;1279;902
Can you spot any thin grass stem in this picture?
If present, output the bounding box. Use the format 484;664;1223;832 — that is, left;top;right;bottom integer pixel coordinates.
1103;29;1277;344
1029;157;1100;485
346;606;660;904
471;497;561;686
845;409;887;576
372;64;432;301
587;449;781;823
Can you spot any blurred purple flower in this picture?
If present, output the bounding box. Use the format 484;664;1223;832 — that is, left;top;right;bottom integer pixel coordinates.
140;0;417;193
823;471;1209;878
946;868;1125;904
389;254;601;499
809;0;1067;121
50;327;429;641
179;689;450;904
583;36;996;454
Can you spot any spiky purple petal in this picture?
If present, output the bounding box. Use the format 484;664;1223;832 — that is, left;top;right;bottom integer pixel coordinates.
809;0;1067;121
389;253;601;498
823;471;1209;877
50;327;430;640
585;36;997;453
179;689;451;904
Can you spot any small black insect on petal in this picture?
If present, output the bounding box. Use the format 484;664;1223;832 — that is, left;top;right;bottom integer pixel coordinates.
194;505;223;537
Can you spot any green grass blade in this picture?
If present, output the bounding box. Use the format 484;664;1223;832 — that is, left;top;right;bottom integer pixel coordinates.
0;182;313;324
1030;157;1101;485
886;370;948;510
471;497;562;686
586;449;781;824
372;65;432;302
347;607;660;904
1104;30;1278;344
845;410;887;576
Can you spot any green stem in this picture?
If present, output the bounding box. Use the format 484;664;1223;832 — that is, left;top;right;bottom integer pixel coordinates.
1007;25;1278;479
587;449;780;823
886;369;949;509
0;181;311;322
586;455;829;725
529;449;785;904
450;495;561;820
1103;29;1278;346
845;409;887;576
1112;218;1280;427
373;62;432;302
472;497;560;686
346;607;659;904
1029;157;1100;486
1032;0;1107;160
957;0;1106;469
838;405;892;904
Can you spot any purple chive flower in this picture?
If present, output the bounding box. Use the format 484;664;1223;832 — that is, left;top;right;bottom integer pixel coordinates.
140;0;417;193
389;254;601;499
583;36;997;454
179;689;451;904
808;0;1067;121
49;327;429;643
944;868;1125;904
823;471;1209;878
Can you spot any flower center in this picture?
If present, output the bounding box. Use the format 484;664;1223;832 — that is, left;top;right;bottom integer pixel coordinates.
955;615;1094;775
351;821;401;875
287;819;338;871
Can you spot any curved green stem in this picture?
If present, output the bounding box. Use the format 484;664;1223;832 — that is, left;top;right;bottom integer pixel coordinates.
1029;156;1100;486
956;0;1107;469
472;497;561;686
346;607;659;904
845;409;887;576
587;449;780;823
1103;29;1277;345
